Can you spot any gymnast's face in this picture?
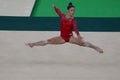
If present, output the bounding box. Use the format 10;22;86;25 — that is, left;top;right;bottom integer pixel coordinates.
68;7;75;16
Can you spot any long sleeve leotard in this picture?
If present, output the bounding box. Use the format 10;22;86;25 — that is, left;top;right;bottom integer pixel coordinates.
54;6;80;42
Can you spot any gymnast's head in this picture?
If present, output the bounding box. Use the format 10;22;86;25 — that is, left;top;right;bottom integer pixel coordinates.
67;2;75;16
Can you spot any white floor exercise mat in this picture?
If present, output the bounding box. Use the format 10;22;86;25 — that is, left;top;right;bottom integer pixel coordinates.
0;31;120;80
0;0;35;16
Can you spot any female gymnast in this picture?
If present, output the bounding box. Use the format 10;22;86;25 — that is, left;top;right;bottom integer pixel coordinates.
26;2;103;53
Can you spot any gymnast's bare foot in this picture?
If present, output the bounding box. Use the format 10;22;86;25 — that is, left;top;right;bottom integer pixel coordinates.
94;46;104;53
26;43;34;48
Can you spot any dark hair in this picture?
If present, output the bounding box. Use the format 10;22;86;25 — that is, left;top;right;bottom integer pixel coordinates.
67;2;74;10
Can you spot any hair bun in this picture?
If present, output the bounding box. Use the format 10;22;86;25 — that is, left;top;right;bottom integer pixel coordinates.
69;2;72;6
67;2;74;10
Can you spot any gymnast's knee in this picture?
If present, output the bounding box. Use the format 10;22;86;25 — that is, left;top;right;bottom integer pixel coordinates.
83;42;91;47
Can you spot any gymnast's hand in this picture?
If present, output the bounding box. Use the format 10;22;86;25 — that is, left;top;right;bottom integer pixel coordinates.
78;35;83;42
52;4;55;8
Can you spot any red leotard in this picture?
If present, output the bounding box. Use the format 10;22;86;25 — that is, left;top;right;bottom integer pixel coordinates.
54;6;80;42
